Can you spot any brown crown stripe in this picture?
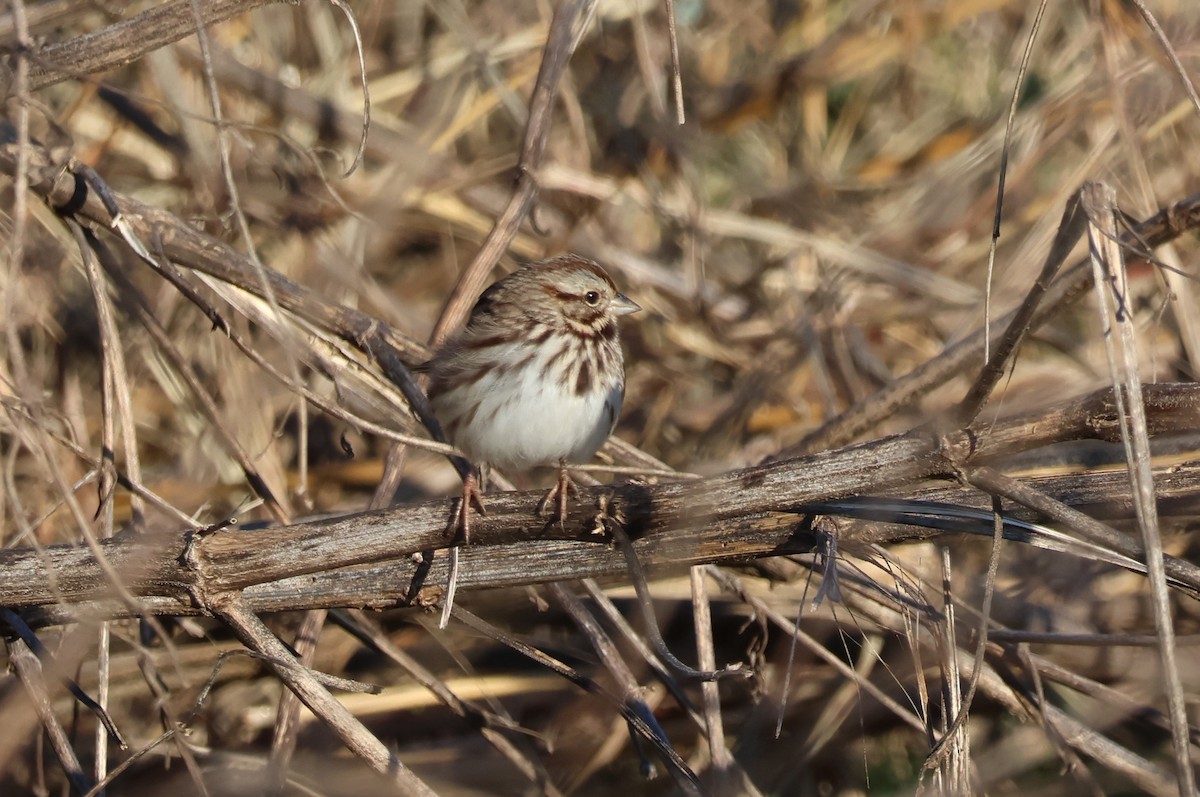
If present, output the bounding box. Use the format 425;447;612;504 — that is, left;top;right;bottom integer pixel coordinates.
533;255;617;290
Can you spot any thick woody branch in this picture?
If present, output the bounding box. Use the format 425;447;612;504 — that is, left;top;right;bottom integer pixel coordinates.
1;431;938;620
2;382;1199;629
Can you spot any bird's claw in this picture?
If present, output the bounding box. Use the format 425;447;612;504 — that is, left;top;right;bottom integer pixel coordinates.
451;469;486;545
537;463;578;528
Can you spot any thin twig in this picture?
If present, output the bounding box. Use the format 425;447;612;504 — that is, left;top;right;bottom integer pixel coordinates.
1127;0;1200;122
608;522;749;682
924;498;1004;772
663;0;685;125
958;187;1087;425
1082;182;1195;796
95;233;292;524
689;567;733;788
185;0;302;523
325;0;369;176
428;0;598;346
451;605;704;795
335;608;564;793
787;190;1200;454
7;637;94;796
0;609;126;748
71;214;120;793
211;595;439;796
982;0;1049;366
267;609;328;795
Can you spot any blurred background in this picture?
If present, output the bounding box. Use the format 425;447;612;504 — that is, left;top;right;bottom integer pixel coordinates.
2;0;1200;794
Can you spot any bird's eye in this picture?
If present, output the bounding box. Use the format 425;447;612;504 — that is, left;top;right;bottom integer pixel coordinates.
584;290;601;306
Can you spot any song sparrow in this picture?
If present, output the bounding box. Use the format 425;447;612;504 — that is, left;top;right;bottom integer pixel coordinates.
425;254;641;540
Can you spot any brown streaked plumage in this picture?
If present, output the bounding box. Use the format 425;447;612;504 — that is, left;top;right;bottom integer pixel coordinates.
425;254;640;548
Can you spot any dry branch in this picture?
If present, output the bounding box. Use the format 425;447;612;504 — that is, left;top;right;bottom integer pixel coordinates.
428;0;597;345
789;188;1200;453
5;0;293;92
213;595;437;795
2;383;1199;629
2;428;938;618
5;638;93;795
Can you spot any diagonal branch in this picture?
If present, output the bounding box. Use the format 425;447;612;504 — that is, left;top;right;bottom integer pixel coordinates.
211;595;438;796
7;0;288;92
428;0;598;346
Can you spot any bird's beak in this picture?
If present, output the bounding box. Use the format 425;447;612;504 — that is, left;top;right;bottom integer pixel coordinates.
610;293;641;316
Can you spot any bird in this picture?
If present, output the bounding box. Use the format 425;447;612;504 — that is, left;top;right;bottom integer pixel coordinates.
423;254;641;542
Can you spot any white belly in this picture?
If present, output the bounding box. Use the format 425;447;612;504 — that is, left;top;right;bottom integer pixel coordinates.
433;340;621;470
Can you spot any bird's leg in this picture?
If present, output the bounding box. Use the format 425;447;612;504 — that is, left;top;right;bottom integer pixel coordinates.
536;459;578;527
441;465;485;628
452;465;487;544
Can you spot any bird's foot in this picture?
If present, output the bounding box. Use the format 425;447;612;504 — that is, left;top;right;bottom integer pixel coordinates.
536;462;578;528
451;468;487;545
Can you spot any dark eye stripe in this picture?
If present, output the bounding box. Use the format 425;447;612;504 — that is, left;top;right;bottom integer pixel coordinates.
542;285;577;302
540;283;610;306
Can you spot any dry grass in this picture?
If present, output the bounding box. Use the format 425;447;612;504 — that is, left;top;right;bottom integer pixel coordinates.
2;0;1200;795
